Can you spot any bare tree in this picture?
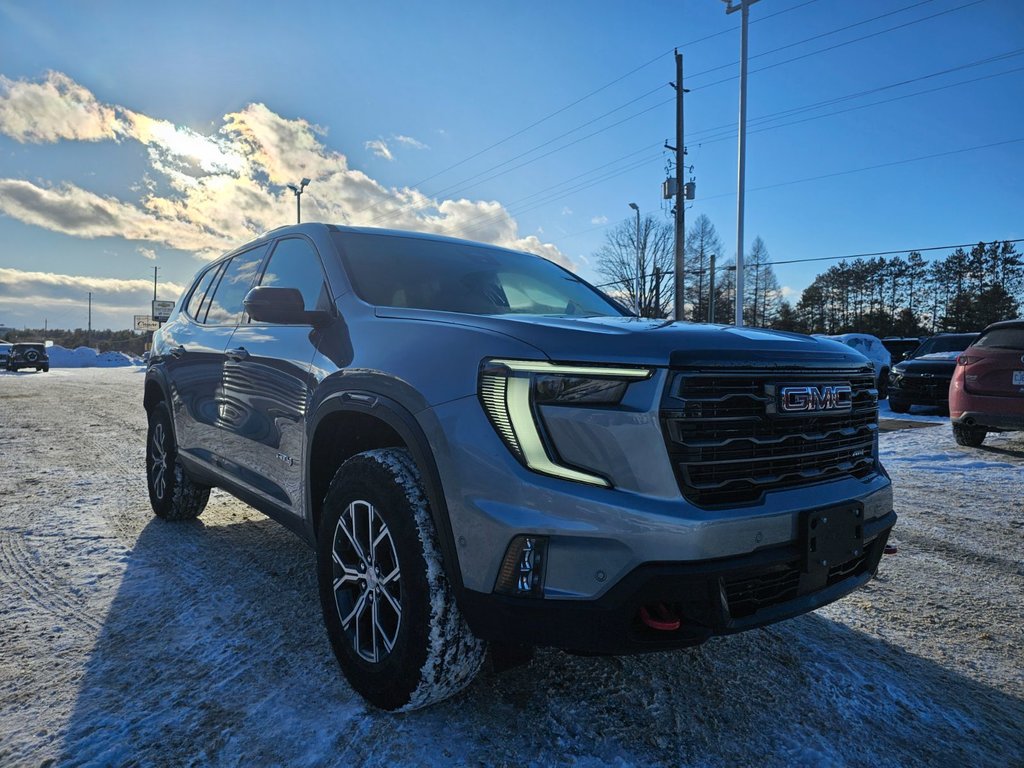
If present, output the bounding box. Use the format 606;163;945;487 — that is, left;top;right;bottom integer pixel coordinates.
594;214;676;317
684;214;724;322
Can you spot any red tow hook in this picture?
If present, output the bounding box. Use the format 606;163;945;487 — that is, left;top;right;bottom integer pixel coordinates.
884;544;898;555
639;603;681;631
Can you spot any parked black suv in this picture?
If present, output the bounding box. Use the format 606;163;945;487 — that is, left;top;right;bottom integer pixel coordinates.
887;333;979;413
145;224;894;711
7;342;49;372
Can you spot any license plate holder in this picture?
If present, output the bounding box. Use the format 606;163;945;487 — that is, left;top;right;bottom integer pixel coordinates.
802;505;864;574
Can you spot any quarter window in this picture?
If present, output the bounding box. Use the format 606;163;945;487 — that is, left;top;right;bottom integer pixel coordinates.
185;265;221;322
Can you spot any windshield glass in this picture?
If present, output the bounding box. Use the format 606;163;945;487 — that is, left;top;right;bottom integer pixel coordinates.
974;327;1024;350
333;232;625;317
913;334;978;356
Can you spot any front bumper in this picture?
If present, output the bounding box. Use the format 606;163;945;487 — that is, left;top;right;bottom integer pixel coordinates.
888;376;953;406
461;510;896;653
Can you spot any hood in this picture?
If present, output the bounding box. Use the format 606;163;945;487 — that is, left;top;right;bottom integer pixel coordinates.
375;309;869;368
894;354;960;375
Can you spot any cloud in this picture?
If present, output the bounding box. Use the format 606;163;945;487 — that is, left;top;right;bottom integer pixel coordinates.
0;72;572;270
393;134;428;150
137;247;157;260
561;206;572;216
0;71;122;143
590;215;608;225
780;285;799;300
364;138;394;161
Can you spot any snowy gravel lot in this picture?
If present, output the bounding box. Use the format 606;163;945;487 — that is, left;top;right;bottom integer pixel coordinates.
1;368;1022;767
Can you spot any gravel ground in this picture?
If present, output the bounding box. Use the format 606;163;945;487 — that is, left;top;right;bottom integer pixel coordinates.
0;368;1022;767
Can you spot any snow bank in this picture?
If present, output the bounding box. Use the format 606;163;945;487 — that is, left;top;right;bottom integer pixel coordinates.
46;345;141;368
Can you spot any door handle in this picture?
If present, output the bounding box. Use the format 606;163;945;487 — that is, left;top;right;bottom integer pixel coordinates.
226;347;250;362
169;345;186;358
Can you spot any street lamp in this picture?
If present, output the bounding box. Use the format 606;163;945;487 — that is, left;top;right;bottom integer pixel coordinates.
287;178;311;223
628;202;640;317
722;0;759;327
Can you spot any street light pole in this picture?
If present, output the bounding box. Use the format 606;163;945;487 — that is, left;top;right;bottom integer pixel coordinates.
723;0;758;327
287;178;311;223
628;202;641;317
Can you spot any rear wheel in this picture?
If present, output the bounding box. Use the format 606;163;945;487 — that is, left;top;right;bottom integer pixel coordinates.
317;448;485;711
889;398;910;414
146;401;210;520
953;423;986;447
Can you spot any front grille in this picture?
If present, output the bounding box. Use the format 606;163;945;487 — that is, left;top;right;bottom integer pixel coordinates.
661;366;878;506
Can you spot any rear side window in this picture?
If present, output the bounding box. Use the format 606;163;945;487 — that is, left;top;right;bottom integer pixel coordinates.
205;246;268;326
974;327;1024;350
185;265;221;322
259;237;329;312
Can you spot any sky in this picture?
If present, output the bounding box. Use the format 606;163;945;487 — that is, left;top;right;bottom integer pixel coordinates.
0;0;1021;331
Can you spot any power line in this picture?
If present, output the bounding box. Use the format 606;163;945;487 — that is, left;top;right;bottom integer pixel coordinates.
697;137;1024;201
592;238;1024;289
365;0;988;230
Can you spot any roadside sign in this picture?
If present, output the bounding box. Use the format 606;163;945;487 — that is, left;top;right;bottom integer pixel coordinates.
135;314;160;331
152;300;175;322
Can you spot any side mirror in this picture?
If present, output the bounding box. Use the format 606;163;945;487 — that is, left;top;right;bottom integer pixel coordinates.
244;286;330;326
901;350;913;360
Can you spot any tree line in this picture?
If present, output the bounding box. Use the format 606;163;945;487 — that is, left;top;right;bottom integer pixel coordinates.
594;214;1020;335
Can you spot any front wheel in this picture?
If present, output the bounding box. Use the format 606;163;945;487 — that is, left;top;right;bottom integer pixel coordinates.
889;398;910;414
146;401;210;520
317;448;485;711
953;423;986;447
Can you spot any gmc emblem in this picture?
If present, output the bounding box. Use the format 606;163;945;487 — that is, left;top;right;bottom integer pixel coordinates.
778;384;853;413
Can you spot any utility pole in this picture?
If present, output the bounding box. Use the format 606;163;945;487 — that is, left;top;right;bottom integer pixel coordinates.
87;292;92;348
723;0;759;327
707;253;717;324
153;266;159;302
628;202;641;316
670;50;688;321
654;266;662;317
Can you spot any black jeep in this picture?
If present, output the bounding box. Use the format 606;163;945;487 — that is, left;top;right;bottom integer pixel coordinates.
7;342;50;372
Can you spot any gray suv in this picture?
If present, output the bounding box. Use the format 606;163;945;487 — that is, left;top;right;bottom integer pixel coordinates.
144;224;895;711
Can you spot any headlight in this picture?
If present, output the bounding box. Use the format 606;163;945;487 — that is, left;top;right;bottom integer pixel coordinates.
479;359;652;486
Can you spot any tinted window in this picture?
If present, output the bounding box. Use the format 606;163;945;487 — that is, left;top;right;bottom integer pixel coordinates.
974;327;1024;351
913;334;979;356
333;232;623;317
205;246;267;326
259;237;329;312
185;265;221;321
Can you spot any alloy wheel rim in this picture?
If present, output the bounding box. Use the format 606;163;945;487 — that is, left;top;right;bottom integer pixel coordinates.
151;422;168;501
331;500;401;663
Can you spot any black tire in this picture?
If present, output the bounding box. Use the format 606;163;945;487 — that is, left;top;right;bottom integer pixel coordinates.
877;368;889;400
146;401;210;520
42;365;49;373
317;448;485;711
953;423;986;447
889;398;910;414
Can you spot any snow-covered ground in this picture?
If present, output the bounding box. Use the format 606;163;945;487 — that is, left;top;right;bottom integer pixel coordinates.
1;369;1021;767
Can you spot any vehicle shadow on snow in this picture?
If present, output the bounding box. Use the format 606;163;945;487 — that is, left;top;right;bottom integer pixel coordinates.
60;512;1023;768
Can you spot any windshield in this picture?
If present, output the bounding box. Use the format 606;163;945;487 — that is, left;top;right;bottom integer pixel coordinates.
333;232;625;317
912;334;978;357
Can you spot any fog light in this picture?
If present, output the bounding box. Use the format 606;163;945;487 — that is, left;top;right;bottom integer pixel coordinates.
494;535;548;597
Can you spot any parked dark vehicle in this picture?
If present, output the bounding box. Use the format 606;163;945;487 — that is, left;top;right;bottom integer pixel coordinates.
7;342;49;372
144;224;895;711
887;333;980;414
949;319;1024;446
881;337;927;361
0;342;11;369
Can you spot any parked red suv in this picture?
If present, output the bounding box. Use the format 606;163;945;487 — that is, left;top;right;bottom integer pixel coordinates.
949;319;1024;446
